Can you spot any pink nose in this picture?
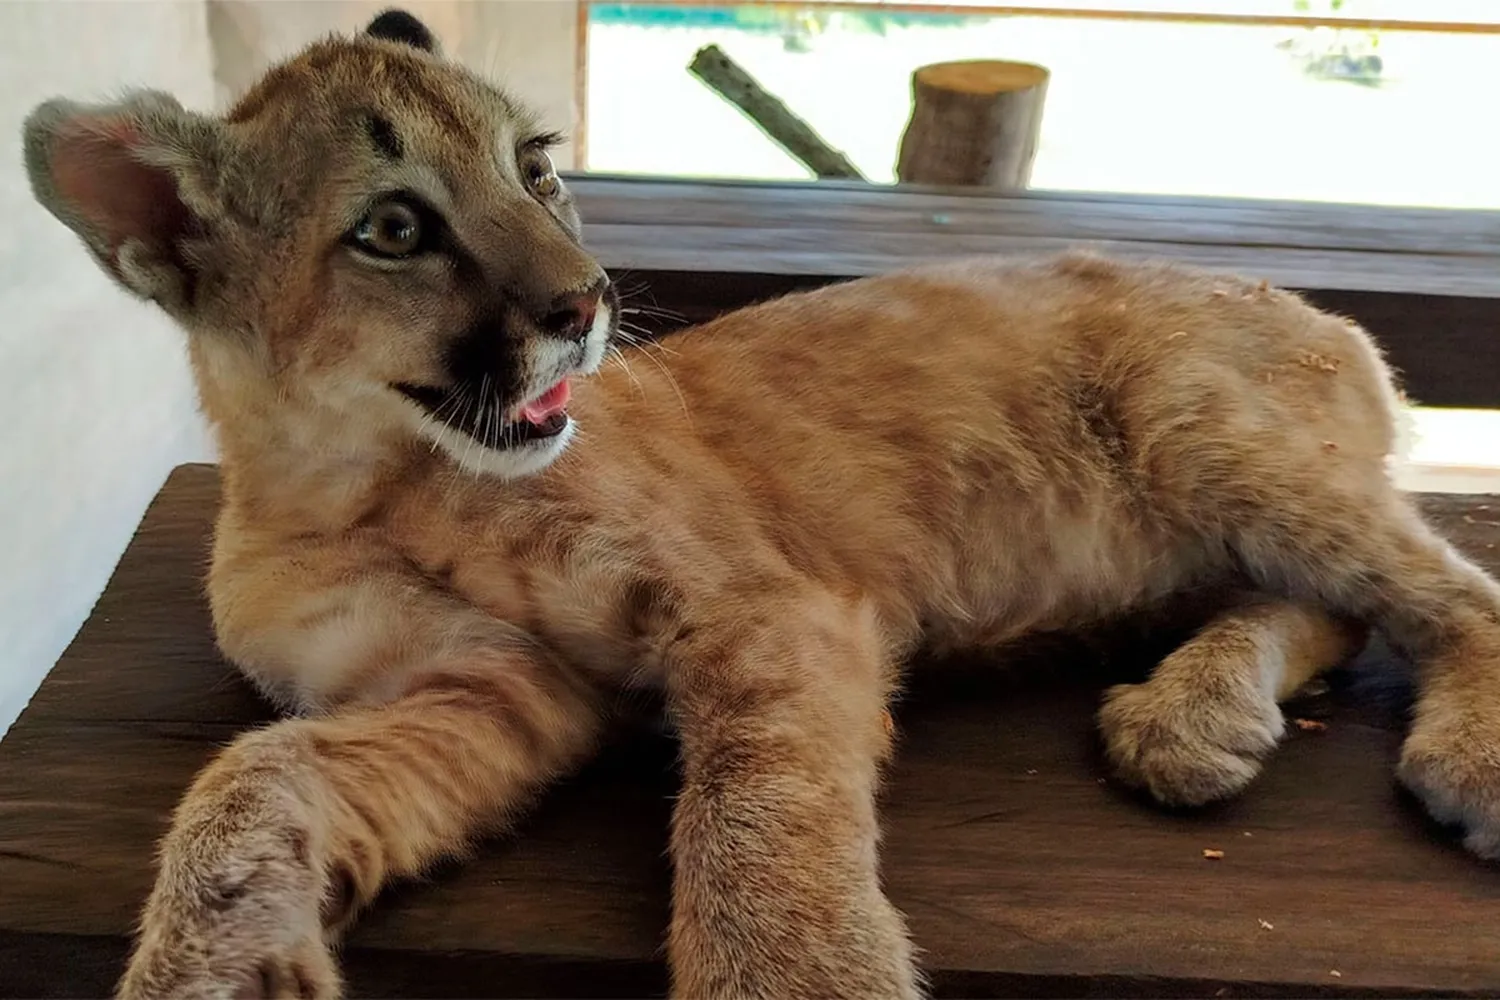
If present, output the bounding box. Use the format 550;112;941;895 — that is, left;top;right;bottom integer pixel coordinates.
541;290;602;342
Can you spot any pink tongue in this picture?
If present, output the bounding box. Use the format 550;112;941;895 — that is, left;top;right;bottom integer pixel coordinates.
519;379;571;424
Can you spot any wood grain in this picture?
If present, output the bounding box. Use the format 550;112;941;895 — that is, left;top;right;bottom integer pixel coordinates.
570;177;1500;260
896;60;1050;189
3;465;1500;997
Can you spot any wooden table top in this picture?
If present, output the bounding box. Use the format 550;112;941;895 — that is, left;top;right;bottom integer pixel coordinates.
2;464;1499;998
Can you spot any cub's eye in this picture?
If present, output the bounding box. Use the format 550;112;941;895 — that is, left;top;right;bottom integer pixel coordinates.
524;149;560;199
351;199;425;258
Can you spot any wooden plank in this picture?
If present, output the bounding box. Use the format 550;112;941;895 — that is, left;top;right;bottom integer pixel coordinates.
583;222;1500;298
2;467;1500;997
571;176;1500;259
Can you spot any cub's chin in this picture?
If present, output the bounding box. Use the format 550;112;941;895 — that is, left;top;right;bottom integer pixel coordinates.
420;415;578;479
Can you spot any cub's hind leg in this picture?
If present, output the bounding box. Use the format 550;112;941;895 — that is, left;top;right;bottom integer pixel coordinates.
1099;597;1365;806
1231;490;1500;858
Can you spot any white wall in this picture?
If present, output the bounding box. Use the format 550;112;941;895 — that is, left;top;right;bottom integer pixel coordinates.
0;1;580;739
208;0;581;167
0;1;218;737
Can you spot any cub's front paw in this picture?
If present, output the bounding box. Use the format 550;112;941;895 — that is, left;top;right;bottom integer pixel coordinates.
1399;703;1500;860
1098;679;1284;807
117;819;339;1000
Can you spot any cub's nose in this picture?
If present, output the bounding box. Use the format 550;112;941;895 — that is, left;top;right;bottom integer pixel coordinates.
539;283;606;343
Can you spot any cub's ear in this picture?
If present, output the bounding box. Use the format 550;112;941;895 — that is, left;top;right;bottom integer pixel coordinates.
365;9;440;55
22;90;229;318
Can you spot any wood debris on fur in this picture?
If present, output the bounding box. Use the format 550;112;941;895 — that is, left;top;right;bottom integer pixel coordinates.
1297;350;1342;373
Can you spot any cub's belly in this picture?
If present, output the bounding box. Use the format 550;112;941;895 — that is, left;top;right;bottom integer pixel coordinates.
927;497;1207;653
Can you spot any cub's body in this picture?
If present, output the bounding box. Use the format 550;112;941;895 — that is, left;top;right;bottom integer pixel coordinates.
217;254;1392;714
25;11;1500;999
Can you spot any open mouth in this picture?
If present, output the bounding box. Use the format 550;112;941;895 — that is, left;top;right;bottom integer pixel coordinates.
506;378;572;445
395;376;573;450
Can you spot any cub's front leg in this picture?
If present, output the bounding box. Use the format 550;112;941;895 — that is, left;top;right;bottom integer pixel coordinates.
118;569;604;999
120;661;601;999
663;587;916;1000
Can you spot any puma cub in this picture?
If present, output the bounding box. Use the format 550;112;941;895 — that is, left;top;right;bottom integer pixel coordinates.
24;9;1500;999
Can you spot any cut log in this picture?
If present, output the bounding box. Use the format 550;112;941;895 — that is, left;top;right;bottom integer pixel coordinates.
896;59;1050;189
689;44;865;181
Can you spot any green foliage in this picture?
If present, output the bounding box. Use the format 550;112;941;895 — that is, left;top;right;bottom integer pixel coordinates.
587;4;980;35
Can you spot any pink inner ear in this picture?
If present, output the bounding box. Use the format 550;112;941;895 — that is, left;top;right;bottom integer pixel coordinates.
49;118;192;270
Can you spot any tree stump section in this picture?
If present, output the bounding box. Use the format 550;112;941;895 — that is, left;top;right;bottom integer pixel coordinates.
896;60;1049;189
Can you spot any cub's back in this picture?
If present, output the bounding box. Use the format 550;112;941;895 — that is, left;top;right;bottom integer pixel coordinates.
604;251;1399;492
569;251;1402;632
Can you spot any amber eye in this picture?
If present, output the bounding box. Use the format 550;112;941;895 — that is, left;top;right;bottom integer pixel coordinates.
525;150;560;199
352;199;424;258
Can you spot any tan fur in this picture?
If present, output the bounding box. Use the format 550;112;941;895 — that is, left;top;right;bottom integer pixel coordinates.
23;14;1500;1000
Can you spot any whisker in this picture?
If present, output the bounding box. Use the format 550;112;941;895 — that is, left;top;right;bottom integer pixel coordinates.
478;375;492;452
619;279;675;314
422;386;468;456
458;388;482;478
608;346;646;398
621;303;687;324
620;321;680;358
489;379;506;451
631;340;692;425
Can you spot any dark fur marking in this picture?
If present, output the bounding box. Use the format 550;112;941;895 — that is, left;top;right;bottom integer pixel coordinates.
291;963;318;998
286;827;311;868
365;113;403;160
203;878;248;912
257;961;277;997
621;576;685;640
445;305;524;401
407;673;547;762
365;9;436;52
1074;380;1131;471
381;57;482;147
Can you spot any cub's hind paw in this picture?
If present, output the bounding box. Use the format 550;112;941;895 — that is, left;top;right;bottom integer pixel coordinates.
1399;710;1500;860
1098;680;1284;808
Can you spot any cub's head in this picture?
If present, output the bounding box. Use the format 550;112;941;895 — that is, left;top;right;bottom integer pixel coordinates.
23;8;616;479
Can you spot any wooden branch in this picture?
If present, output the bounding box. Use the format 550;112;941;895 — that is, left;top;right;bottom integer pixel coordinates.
688;44;866;181
896;60;1050;189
